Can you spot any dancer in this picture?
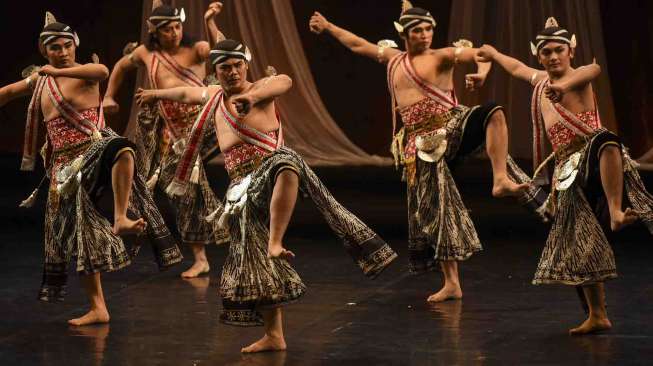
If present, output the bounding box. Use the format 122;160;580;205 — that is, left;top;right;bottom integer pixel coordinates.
476;17;653;334
310;1;539;302
135;39;398;352
104;1;228;278
0;12;182;326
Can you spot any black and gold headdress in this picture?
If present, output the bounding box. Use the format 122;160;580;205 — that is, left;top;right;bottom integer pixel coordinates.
530;17;577;56
393;0;436;34
147;0;186;34
39;12;80;47
209;39;252;65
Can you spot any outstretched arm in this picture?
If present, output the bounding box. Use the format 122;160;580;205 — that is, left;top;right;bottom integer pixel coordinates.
0;77;34;107
40;63;109;82
309;11;399;63
135;86;215;106
476;44;546;85
104;46;145;114
204;2;226;48
232;75;292;117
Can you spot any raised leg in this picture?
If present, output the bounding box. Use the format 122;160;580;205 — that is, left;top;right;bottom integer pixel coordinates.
241;307;287;353
267;170;299;260
427;260;463;303
599;145;638;231
68;272;110;326
111;151;146;235
485;110;529;197
569;282;612;335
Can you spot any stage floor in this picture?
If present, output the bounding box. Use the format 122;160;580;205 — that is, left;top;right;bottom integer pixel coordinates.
0;156;651;365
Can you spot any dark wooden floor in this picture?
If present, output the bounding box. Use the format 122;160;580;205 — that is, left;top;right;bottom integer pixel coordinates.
0;155;651;365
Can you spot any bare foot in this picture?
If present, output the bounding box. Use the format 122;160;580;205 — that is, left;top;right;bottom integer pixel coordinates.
181;261;210;278
569;316;612;335
68;308;110;326
241;335;287;353
427;285;463;303
492;176;530;198
267;243;295;260
610;208;639;231
113;216;147;235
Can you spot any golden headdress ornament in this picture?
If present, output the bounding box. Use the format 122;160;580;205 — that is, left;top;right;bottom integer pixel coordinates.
44;11;57;27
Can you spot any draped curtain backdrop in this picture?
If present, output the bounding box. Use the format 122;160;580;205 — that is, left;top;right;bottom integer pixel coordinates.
130;0;390;166
447;0;617;161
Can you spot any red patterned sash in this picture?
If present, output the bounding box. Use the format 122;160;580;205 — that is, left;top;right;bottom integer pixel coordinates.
386;52;458;139
149;50;204;140
167;89;221;194
218;93;284;153
21;75;103;171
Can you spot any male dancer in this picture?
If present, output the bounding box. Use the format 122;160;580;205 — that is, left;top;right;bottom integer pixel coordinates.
477;17;653;334
310;1;537;302
104;1;228;278
0;13;182;325
135;39;397;352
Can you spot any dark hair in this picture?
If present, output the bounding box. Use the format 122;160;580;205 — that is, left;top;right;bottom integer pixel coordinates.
145;30;197;51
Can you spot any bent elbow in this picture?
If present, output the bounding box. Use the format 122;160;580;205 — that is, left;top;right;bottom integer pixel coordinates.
280;74;292;89
98;65;110;80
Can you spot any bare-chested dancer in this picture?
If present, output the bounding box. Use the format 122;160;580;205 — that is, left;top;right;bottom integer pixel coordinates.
310;1;537;303
0;12;181;326
477;17;653;335
136;39;397;352
104;1;228;278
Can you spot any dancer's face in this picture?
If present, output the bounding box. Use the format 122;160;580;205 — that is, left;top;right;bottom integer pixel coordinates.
216;58;248;93
538;41;574;76
157;21;183;49
42;38;76;68
404;22;433;53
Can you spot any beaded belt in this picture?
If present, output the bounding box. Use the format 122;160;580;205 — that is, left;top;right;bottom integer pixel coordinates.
404;110;453;135
227;156;265;180
554;132;598;163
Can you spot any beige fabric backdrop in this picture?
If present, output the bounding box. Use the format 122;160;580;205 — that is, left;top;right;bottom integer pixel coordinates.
447;0;617;160
128;0;390;166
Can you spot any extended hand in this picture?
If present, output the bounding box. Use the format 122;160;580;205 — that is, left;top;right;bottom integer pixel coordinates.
309;11;329;34
475;44;497;63
465;73;486;92
38;65;60;77
231;94;255;117
134;88;158;107
103;96;120;115
204;2;223;20
545;83;566;103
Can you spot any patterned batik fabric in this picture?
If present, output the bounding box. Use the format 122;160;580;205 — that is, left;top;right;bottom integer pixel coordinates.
40;127;183;302
399;98;545;273
533;129;653;286
133;104;229;246
218;147;397;326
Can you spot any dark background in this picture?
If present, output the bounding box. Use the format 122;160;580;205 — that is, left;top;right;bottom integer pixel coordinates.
0;0;650;158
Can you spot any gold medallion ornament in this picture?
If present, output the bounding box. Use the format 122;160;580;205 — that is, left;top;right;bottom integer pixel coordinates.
415;129;448;163
555;151;581;191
